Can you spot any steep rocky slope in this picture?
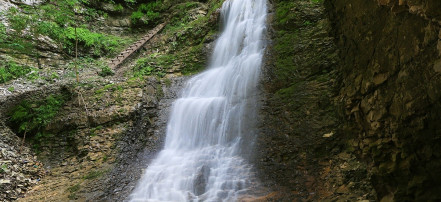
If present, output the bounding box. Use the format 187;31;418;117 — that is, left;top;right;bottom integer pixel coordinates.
326;0;441;201
255;0;375;201
0;121;44;201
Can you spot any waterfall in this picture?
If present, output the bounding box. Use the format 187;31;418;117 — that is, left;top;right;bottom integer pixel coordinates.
129;0;267;201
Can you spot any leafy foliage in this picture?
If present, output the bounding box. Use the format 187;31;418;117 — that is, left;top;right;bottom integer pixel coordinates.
0;62;36;84
2;0;123;57
133;55;168;78
64;27;120;56
0;164;8;173
98;66;114;77
9;94;69;136
0;23;6;43
130;1;162;26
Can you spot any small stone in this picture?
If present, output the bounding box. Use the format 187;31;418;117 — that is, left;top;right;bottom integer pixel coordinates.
0;179;11;184
323;132;334;138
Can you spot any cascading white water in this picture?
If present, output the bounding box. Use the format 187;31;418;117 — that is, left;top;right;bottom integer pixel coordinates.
129;0;267;201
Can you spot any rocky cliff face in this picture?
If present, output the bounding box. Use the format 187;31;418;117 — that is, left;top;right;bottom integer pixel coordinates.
326;0;441;200
255;0;375;200
257;0;441;201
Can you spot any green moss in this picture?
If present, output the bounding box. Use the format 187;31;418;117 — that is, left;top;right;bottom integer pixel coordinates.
114;4;124;12
273;30;300;86
164;78;172;87
275;1;297;27
0;164;8;173
156;84;164;99
67;183;80;193
83;170;104;180
147;0;223;75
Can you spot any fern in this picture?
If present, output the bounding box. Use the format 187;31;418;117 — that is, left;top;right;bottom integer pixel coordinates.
9;94;68;135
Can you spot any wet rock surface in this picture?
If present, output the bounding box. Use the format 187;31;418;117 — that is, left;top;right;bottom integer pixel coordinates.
255;0;375;201
327;0;441;200
93;76;186;201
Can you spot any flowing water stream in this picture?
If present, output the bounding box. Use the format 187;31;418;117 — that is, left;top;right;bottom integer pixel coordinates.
129;0;267;201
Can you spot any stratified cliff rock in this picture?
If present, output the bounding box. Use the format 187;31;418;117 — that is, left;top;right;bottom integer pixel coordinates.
326;0;441;200
256;0;375;200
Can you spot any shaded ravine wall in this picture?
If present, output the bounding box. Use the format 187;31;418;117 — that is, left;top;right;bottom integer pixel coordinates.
255;0;375;201
326;0;441;201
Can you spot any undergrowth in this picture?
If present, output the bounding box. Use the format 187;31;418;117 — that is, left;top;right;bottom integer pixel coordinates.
1;1;128;57
8;92;70;152
0;61;38;84
130;0;223;76
130;1;162;26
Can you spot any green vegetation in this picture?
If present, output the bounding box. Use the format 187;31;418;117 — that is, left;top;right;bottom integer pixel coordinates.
130;1;162;26
67;183;80;193
0;0;223;84
1;0;127;57
95;83;117;95
83;170;104;179
129;0;223;76
102;155;109;162
89;126;103;137
9;94;69;136
156;84;164;99
98;66;115;77
8;93;70;153
133;54;172;78
164;78;172;87
114;4;124;12
275;1;297;27
311;0;324;3
0;61;37;84
67;183;81;200
0;164;7;173
64;27;120;56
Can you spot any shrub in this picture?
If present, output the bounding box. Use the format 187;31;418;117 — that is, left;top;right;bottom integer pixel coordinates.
130;1;161;26
63;27;120;56
133;55;170;77
9;94;69;136
0;62;34;84
3;1;123;57
98;66;114;77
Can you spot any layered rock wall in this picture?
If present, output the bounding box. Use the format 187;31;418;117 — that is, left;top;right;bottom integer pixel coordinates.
326;0;441;200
